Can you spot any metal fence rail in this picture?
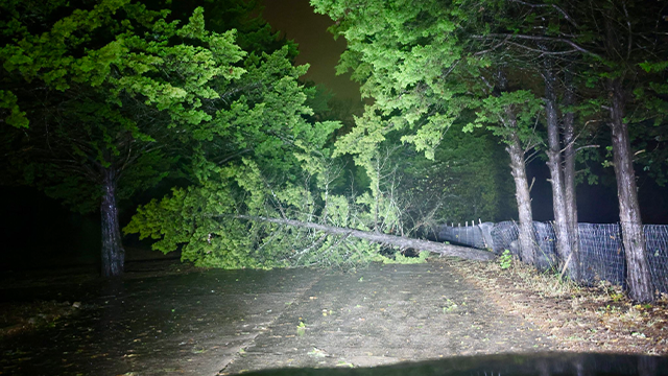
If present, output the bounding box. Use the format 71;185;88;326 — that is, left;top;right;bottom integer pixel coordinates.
436;221;668;294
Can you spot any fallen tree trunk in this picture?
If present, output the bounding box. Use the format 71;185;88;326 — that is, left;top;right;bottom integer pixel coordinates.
235;215;496;262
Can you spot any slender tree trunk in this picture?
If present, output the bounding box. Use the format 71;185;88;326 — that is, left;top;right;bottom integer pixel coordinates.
506;131;536;265
496;69;536;264
543;64;572;269
608;78;653;302
562;70;580;279
101;166;125;277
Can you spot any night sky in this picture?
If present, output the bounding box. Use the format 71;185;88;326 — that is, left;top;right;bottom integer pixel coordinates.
1;0;667;271
261;0;361;100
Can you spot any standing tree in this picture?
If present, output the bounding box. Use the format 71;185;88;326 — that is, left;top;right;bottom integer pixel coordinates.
468;68;543;264
0;1;245;276
507;0;668;301
484;0;668;302
468;0;590;275
311;0;542;263
586;0;668;302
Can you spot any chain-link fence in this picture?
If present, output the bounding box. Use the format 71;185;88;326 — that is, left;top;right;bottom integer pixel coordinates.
489;221;518;254
577;223;626;287
435;221;668;294
436;223;490;250
644;225;668;294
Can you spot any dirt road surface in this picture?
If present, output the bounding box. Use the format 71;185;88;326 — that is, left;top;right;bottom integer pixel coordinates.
1;261;552;375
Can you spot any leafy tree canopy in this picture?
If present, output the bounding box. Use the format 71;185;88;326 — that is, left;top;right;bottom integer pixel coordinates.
1;0;247;212
0;0;244;129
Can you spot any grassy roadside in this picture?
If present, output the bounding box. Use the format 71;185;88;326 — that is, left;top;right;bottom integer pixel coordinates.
443;257;668;355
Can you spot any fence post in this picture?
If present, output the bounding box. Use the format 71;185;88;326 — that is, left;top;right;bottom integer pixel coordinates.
477;224;489;249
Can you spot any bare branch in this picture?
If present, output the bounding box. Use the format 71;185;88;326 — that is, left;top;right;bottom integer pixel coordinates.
574;144;600;153
506;41;579;56
622;2;632;60
474;35;511;56
475;33;600;58
507;0;579;27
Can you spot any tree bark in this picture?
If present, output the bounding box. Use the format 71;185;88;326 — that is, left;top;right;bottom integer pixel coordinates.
495;69;536;265
602;11;654;302
234;215;496;262
543;63;572;270
608;77;654;302
562;70;580;279
101;166;125;277
506;131;536;265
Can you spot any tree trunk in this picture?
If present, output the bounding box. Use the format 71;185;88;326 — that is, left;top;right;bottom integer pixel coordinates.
543;64;572;270
562;70;580;280
495;69;536;265
101;166;125;277
608;77;654;302
506;131;536;265
601;11;653;302
234;215;496;262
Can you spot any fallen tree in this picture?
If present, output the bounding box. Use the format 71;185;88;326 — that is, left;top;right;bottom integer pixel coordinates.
232;215;496;262
125;158;498;269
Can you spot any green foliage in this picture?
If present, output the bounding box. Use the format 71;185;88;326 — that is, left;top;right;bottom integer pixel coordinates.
125;153;389;269
442;298;458;313
0;90;27;128
630;120;668;187
314;0;521;229
468;90;543;147
395;121;513;223
166;0;296;57
499;250;512;270
639;61;668;74
121;33;390;269
1;1;245;128
1;0;386;273
564;1;668;189
296;321;306;336
382;250;430;264
1;1;248;215
314;0;474;163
